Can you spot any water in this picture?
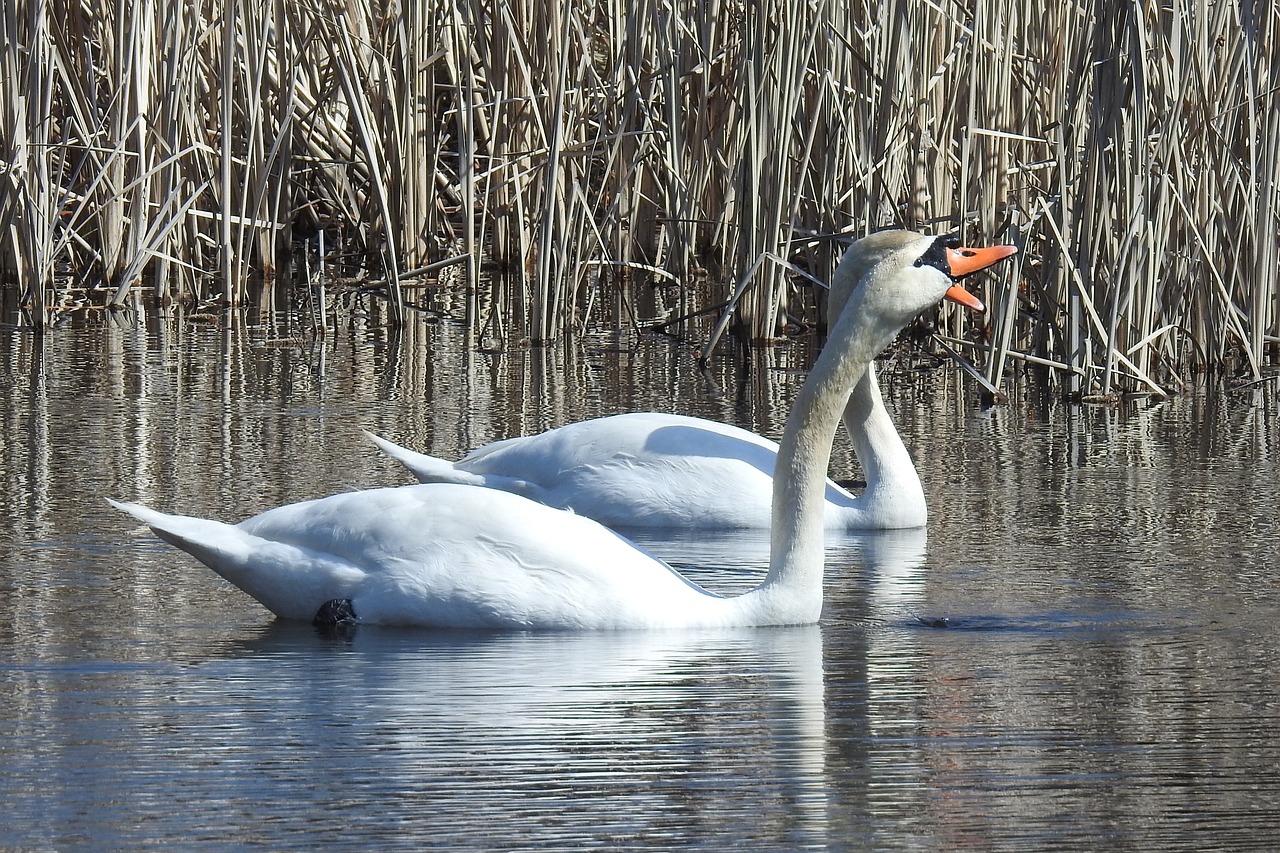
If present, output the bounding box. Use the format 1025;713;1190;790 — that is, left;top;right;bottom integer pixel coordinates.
2;310;1278;850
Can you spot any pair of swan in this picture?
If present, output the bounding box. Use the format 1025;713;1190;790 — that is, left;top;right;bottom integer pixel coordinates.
112;231;1015;630
366;230;989;531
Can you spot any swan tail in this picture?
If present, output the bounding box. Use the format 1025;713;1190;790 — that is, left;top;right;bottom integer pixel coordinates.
363;431;546;500
363;430;488;487
109;499;260;570
109;498;356;621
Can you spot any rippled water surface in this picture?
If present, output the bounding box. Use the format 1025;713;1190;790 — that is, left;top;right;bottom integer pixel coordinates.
2;312;1278;850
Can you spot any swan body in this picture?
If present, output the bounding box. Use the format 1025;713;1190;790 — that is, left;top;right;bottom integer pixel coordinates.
369;230;989;531
110;485;768;629
366;411;899;529
111;232;1014;629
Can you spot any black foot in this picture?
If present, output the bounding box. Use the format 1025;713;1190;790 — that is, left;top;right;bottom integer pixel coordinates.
314;598;358;627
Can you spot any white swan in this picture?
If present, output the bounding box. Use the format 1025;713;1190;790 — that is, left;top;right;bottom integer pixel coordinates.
110;232;1014;629
367;230;995;530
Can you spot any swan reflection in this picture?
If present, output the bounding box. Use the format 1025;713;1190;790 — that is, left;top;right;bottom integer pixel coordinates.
220;621;830;843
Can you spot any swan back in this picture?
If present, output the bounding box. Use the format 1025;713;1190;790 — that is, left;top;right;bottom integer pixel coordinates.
113;486;760;629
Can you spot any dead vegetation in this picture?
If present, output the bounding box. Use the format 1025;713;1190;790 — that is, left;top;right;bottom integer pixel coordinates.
1;0;1276;394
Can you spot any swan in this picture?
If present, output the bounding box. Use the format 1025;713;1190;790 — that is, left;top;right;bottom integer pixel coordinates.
366;230;996;530
110;232;1015;629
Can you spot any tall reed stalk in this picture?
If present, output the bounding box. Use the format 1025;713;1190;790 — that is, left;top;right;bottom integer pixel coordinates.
1;0;1276;393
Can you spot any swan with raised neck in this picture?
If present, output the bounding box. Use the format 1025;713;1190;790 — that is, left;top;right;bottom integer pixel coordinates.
110;232;1014;629
368;230;1000;531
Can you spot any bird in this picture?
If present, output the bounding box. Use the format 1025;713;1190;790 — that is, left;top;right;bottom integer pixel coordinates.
110;232;1015;630
366;230;994;530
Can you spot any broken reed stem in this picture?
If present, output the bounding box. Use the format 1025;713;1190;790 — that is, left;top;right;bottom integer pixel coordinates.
0;0;1275;393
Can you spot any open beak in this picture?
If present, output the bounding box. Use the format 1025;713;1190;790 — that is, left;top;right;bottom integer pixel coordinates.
945;285;985;313
943;244;1017;314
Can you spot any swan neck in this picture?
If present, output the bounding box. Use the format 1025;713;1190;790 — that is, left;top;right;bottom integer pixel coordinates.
841;363;926;524
754;303;879;623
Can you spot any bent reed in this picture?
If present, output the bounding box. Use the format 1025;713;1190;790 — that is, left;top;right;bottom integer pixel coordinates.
1;0;1276;396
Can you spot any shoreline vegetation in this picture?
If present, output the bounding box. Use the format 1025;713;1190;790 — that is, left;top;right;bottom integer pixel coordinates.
2;1;1277;397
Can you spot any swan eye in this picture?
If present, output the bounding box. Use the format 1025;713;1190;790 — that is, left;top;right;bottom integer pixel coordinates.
914;237;954;272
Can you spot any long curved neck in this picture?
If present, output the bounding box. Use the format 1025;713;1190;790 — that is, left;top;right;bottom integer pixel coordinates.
827;246;924;526
745;296;883;624
841;363;926;525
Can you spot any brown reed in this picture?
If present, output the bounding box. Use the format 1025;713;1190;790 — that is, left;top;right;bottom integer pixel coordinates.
1;0;1276;395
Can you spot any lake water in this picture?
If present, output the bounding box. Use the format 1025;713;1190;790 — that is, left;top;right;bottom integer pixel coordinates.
2;307;1278;850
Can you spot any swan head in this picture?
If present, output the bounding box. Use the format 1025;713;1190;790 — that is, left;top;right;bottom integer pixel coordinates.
833;231;1016;358
832;230;1016;308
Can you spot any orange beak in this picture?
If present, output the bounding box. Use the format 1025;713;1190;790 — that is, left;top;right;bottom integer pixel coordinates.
945;284;986;313
942;244;1017;314
947;244;1018;277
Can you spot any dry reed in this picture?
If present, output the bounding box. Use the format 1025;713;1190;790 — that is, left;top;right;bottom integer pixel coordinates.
1;0;1276;394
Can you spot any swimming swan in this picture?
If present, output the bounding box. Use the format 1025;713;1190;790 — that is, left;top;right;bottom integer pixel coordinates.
367;230;995;530
110;233;1014;629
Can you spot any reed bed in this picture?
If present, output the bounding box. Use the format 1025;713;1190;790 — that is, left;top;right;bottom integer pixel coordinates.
1;0;1276;395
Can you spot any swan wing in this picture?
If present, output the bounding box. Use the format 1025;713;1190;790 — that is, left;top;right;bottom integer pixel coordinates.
368;413;862;529
112;485;720;629
456;413;850;528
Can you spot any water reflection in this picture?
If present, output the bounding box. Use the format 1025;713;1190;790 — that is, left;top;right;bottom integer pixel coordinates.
7;604;834;847
220;624;829;847
3;312;1280;849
